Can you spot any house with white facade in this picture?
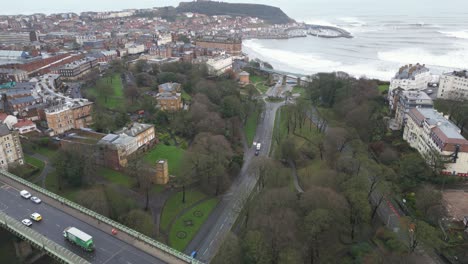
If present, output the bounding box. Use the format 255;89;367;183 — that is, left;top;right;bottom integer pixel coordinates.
206;55;233;76
437;70;468;100
388;64;432;110
403;108;468;176
394;90;433;129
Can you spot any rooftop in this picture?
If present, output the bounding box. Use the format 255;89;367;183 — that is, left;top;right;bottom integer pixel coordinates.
115;122;153;137
158;82;181;93
0;124;11;137
395;63;429;80
446;70;468;79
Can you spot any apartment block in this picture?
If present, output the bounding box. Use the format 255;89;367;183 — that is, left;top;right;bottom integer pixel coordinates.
394;90;433;129
403;108;468;176
438;70;468;100
45;100;93;136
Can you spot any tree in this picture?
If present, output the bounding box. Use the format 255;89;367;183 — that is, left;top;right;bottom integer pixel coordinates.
75;187;109;216
402;218;444;253
126;159;154;211
415;185;442;218
135;72;155;87
221;95;242;118
305;209;332;263
96;79;113;104
212;232;242;264
243;230;272;264
344;188;370;241
119;209;154;236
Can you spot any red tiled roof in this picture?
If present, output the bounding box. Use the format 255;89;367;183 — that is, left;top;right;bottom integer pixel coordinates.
0;113;8;121
13;119;35;128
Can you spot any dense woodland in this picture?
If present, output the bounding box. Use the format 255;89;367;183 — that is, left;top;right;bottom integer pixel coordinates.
176;1;293;24
214;72;456;264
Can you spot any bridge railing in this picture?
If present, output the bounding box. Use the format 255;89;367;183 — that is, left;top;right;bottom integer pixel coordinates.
0;170;202;264
0;211;89;264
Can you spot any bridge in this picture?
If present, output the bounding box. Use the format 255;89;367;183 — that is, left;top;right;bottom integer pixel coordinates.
0;170;201;264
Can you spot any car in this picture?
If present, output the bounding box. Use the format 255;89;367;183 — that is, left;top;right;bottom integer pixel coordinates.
30;196;41;204
191;251;197;258
30;213;42;222
255;150;260;156
21;219;32;227
20;190;31;199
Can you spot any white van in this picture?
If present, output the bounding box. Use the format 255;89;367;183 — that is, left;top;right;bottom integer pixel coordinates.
20;190;31;199
256;143;261;151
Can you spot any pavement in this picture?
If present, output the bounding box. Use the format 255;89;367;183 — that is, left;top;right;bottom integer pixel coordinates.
0;181;166;264
185;97;284;262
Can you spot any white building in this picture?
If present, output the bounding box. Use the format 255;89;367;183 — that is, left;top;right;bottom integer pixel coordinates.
437;70;468;100
388;64;432;110
403;108;468;176
158;33;173;45
0;124;24;169
125;43;145;55
394;90;433;130
206;55;233;76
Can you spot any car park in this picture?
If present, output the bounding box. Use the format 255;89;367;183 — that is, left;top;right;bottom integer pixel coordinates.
21;219;32;227
30;213;42;222
20;190;31;199
30;196;41;204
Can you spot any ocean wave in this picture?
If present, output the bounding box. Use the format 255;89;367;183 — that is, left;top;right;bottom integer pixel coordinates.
243;39;396;80
378;47;468;69
243;39;341;73
438;30;468;39
337;17;367;27
302;19;338;27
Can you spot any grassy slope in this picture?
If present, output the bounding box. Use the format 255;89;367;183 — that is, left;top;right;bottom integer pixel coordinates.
160;190;207;231
87;74;124;110
99;168;133;188
25;155;45;170
169;198;219;251
244;109;260;145
144;145;185;176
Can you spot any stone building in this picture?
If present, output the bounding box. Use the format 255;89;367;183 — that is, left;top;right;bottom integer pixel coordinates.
195;35;242;56
0;124;24;169
45;100;93;136
154;159;169;184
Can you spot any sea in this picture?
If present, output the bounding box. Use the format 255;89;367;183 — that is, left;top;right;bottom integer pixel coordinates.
4;0;468;80
240;0;468;80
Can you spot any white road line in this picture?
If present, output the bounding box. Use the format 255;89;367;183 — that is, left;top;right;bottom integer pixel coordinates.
203;248;208;255
220;223;224;229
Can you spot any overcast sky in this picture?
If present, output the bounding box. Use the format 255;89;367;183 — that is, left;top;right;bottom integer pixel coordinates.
3;0;467;17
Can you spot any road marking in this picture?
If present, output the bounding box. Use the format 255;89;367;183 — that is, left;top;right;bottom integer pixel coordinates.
220;223;224;229
203;248;208;255
56;224;60;228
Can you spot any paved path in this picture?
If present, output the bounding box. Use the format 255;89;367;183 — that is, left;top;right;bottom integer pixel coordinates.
288;160;304;193
31;153;55;188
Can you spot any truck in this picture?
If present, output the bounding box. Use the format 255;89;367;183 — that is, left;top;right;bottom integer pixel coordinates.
63;227;94;251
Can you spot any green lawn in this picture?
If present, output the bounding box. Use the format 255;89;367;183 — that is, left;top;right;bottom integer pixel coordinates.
144;145;185;176
87;74;124;110
378;84;389;93
160;190;207;231
25;155;45;170
45;170;59;193
34;146;57;159
250;75;270;94
292;86;306;96
169;198;219;251
244;109;260;145
181;91;192;102
99;168;133;188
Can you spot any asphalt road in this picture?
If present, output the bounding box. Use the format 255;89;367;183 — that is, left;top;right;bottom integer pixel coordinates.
0;182;166;264
185;100;284;262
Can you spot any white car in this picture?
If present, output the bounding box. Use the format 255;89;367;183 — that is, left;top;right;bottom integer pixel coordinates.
20;190;31;199
22;219;32;227
30;196;41;204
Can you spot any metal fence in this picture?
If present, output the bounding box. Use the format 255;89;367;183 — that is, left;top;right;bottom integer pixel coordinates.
0;170;203;264
0;211;89;264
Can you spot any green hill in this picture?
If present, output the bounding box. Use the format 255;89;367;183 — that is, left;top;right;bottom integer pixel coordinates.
177;1;293;24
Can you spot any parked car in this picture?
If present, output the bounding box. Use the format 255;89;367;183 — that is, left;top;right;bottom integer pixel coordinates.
30;196;41;204
20;190;31;199
30;213;42;222
21;219;32;227
255;150;260;156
